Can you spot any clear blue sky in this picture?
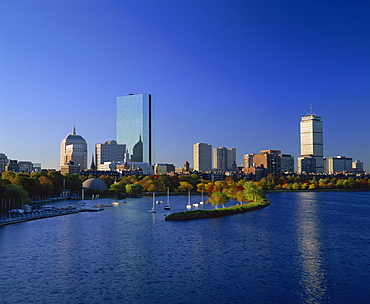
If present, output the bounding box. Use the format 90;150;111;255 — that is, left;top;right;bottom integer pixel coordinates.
0;0;369;171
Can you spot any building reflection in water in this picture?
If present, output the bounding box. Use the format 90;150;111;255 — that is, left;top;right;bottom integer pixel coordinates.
296;192;327;303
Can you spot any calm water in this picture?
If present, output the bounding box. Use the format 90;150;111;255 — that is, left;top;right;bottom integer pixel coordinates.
0;192;369;304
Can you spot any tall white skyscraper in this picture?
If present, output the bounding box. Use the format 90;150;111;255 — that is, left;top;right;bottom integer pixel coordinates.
60;126;87;170
116;93;155;164
299;114;324;173
193;143;212;172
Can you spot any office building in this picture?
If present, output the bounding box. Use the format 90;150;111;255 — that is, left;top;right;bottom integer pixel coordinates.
5;160;20;172
297;156;316;174
213;147;237;172
60;126;87;171
300;114;324;173
193;143;212;172
243;154;255;169
280;154;295;173
0;153;8;172
352;160;364;170
328;156;353;174
95;140;126;171
116;93;155;164
250;150;281;177
18;161;33;173
154;163;176;174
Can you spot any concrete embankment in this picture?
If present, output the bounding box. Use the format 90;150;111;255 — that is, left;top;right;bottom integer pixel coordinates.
0;210;81;227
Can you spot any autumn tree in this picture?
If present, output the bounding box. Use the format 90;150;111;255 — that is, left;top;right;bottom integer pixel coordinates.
206;191;229;208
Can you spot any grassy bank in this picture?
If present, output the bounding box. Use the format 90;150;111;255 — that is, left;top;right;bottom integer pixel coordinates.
165;199;270;221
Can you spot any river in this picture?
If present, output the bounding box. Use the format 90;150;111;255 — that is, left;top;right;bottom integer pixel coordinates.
0;191;369;303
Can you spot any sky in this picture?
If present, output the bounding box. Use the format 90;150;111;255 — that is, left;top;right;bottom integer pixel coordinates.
0;0;369;171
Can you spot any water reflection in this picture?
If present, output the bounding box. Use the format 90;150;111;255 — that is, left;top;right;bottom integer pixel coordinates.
296;192;327;303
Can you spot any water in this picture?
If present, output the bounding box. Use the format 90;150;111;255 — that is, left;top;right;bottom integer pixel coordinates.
0;192;369;303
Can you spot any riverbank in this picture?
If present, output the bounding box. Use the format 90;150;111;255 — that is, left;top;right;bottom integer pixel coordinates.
165;200;270;221
0;209;81;227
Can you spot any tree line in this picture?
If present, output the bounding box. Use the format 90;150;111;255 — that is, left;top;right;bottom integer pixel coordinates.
1;171;368;203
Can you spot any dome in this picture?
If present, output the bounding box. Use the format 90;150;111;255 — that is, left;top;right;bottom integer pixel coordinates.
62;126;86;145
82;178;108;191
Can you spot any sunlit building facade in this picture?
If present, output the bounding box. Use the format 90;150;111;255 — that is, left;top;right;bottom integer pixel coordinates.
300;114;324;173
60;126;87;171
193;143;212;172
95;140;126;171
116;93;155;164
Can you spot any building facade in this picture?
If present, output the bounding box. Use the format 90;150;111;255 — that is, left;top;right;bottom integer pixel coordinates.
300;114;324;173
193;143;212;172
154;163;176;174
297;156;316;174
251;150;281;177
116;93;155;164
328;156;353;174
352;160;364;170
213;147;236;172
95;140;126;171
60;126;88;171
0;153;8;172
280;154;295;173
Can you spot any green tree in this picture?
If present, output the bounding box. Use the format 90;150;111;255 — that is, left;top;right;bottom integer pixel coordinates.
206;191;229;208
243;181;265;202
4;184;28;200
125;183;144;195
110;182;127;193
99;175;116;188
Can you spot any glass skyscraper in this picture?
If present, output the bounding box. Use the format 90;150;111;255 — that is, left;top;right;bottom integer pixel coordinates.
116;93;155;164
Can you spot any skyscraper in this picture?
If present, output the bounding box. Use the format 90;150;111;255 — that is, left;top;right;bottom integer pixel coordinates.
116;93;155;164
193;143;212;172
60;126;87;170
299;114;324;173
213;147;236;172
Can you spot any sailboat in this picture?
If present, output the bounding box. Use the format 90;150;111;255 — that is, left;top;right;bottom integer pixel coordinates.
199;190;204;205
192;194;199;207
164;187;170;210
186;190;192;209
149;192;156;213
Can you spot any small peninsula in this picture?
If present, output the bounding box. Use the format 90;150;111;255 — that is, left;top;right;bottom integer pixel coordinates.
165;200;270;221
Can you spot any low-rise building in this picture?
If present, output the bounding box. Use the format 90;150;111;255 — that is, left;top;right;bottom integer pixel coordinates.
154;163;175;174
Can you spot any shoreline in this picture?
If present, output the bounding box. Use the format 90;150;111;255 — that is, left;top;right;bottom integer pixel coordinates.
165;200;270;221
0;209;81;227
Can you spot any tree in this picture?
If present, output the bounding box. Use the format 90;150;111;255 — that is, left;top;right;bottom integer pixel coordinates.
125;183;144;195
110;182;127;193
178;181;193;192
2;171;15;181
236;190;245;205
206;191;229;208
4;184;28;200
99;175;116;188
243;181;265;202
196;182;207;193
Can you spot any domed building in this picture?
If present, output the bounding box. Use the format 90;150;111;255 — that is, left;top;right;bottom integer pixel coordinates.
82;178;108;191
60;126;88;170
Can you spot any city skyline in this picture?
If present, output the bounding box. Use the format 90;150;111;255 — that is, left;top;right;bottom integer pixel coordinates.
0;1;369;170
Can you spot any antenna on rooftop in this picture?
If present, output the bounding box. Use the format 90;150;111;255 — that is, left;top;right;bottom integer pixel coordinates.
309;101;313;115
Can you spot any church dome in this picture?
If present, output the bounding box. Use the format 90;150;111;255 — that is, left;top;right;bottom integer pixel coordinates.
82;178;108;191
